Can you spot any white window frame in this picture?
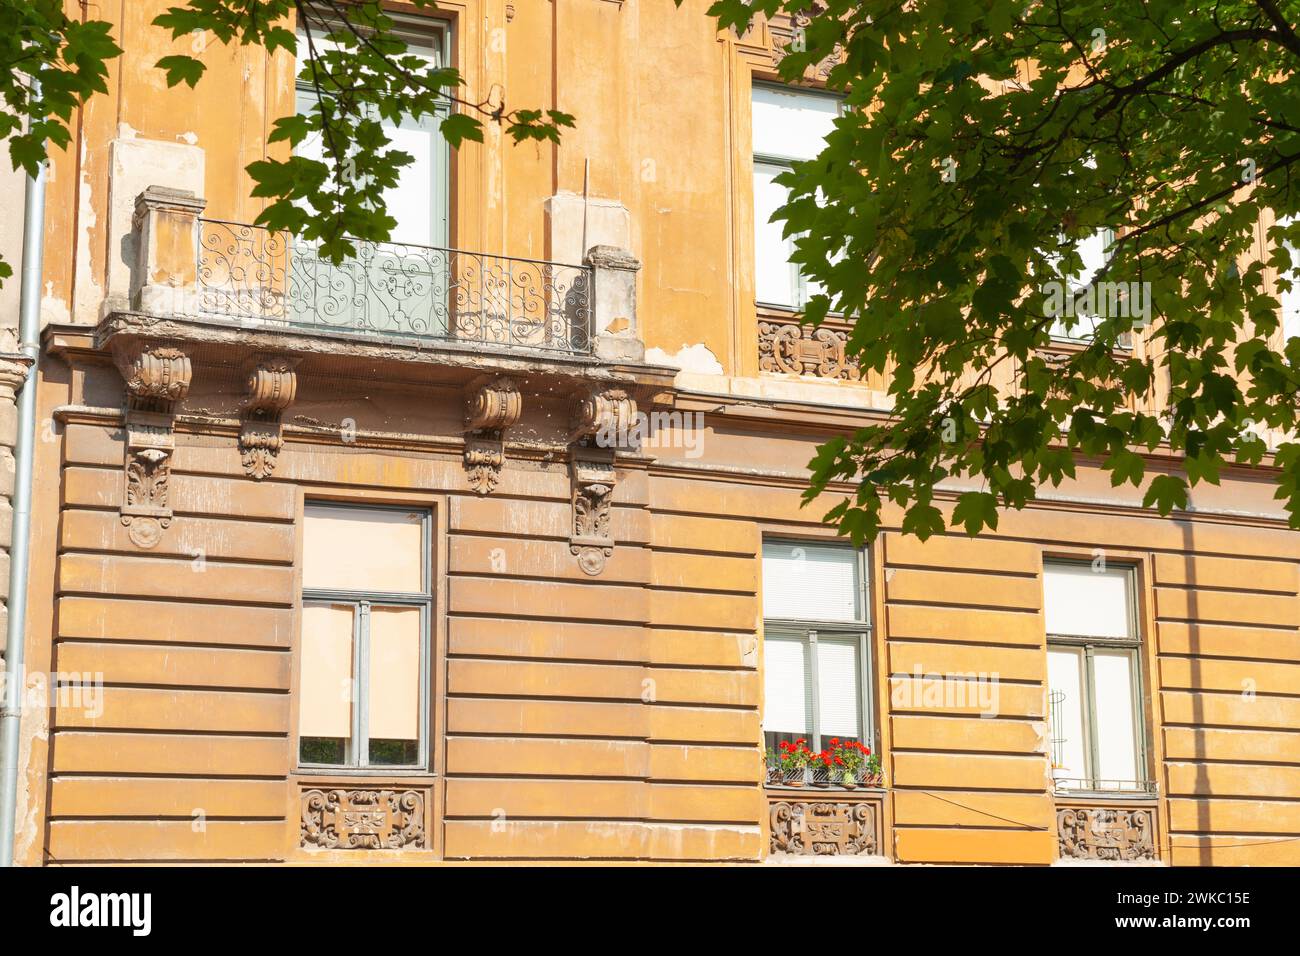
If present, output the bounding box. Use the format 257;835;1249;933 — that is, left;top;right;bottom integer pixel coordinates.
1045;560;1151;794
760;540;874;754
297;502;433;773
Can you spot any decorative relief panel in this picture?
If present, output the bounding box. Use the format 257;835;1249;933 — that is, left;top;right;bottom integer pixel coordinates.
300;788;426;850
758;318;860;381
239;356;298;480
114;344;192;549
1057;805;1157;862
462;376;523;495
767;3;843;80
769;798;880;856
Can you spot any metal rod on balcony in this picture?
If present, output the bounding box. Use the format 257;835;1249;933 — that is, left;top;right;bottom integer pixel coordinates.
192;219;595;355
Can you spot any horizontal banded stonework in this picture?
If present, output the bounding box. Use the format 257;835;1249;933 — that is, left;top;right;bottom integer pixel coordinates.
883;533;1056;865
1152;545;1300;866
44;419;766;862
29;413;1300;865
443;473;764;861
47;422;295;864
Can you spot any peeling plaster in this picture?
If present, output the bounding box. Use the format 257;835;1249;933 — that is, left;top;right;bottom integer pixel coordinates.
40;283;71;327
72;136;104;325
644;342;723;375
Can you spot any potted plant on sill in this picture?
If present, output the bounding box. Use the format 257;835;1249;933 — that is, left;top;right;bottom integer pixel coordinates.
768;739;815;786
827;739;868;788
861;750;883;788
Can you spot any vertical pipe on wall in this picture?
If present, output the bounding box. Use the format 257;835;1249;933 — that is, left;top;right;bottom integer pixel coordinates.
0;83;47;867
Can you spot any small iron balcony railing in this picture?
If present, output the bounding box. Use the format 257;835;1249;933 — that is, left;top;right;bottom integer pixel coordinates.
194;218;593;355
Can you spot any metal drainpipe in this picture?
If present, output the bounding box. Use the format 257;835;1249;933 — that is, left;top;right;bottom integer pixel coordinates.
0;88;47;866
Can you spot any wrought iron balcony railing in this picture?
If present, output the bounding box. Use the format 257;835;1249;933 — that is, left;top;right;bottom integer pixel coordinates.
193;218;594;355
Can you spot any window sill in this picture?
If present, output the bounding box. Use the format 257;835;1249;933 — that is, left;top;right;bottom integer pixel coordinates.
765;782;885;793
757;301;847;322
295;767;436;779
1054;787;1157;801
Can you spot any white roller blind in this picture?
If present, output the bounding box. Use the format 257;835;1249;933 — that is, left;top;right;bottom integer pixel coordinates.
299;602;355;739
816;638;860;738
1043;563;1132;638
367;605;421;743
1093;649;1141;787
752;85;839;161
763;635;812;734
762;541;861;621
1047;646;1088;780
303;505;425;593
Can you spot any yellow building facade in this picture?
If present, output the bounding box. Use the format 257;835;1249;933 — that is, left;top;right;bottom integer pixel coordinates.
0;0;1297;865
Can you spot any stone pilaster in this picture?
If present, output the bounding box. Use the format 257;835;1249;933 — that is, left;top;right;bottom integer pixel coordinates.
0;354;33;642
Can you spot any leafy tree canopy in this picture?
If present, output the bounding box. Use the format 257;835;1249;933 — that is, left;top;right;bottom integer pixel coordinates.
704;0;1300;540
6;0;1300;541
0;0;571;271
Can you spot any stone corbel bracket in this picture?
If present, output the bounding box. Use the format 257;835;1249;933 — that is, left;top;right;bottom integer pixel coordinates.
240;356;299;480
462;376;523;494
114;343;193;549
567;385;638;576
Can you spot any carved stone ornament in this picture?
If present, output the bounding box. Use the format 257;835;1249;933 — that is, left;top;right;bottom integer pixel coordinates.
768;3;843;80
1057;805;1157;862
463;376;523;494
769;799;879;856
570;452;617;576
115;345;192;549
758;319;860;380
300;788;426;850
239;356;298;480
117;344;193;413
570;385;638;449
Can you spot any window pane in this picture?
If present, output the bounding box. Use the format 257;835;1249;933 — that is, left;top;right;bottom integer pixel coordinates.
1047;227;1114;339
299;602;355;761
752;85;838;161
762;540;861;621
1092;649;1142;787
303;505;425;593
1043;562;1132;639
387;114;440;245
1047;646;1088;783
763;634;812;736
754;163;797;306
1280;216;1299;340
816;637;860;739
367;605;422;765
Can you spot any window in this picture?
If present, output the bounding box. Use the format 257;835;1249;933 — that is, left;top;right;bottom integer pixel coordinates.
298;503;432;769
291;9;452;334
1047;226;1116;341
761;540;871;754
752;85;840;309
1044;561;1149;792
294;9;450;247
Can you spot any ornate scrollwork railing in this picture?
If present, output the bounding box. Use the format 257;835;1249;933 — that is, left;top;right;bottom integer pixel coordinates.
195;219;593;354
